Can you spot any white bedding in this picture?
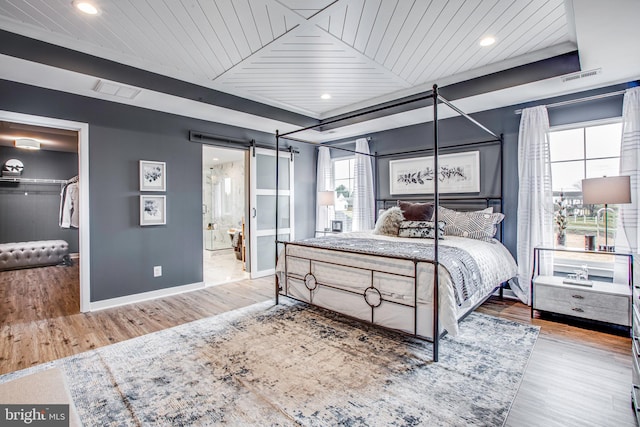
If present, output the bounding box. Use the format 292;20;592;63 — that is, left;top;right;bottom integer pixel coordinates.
276;231;517;337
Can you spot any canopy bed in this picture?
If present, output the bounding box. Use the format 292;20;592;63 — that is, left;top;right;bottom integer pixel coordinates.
273;85;517;361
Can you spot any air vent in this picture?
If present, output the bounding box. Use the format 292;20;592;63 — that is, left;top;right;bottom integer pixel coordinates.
561;68;602;83
93;80;141;99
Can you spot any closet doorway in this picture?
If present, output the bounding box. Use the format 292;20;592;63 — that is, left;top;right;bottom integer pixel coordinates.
0;111;89;318
202;145;249;286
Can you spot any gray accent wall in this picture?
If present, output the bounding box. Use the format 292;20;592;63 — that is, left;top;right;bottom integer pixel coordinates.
0;79;315;302
326;82;633;257
0;146;79;252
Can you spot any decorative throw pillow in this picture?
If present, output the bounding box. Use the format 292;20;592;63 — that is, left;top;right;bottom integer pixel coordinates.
437;206;504;241
397;200;435;221
373;207;405;236
398;221;445;239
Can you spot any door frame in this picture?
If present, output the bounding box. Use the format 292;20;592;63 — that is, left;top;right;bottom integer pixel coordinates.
0;110;90;312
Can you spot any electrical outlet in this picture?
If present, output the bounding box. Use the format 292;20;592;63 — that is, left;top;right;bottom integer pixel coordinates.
153;266;162;277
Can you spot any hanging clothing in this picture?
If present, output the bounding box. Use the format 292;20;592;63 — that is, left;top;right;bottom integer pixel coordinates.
60;177;79;229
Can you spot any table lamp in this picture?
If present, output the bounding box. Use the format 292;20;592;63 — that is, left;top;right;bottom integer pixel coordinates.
581;176;631;252
318;191;334;231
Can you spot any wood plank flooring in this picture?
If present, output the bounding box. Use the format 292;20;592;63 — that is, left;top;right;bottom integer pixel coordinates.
0;265;636;425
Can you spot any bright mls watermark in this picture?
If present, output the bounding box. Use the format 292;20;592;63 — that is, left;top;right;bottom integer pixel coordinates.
1;405;69;426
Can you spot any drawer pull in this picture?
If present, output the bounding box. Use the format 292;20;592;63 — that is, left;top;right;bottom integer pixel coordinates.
572;307;584;313
571;294;584;299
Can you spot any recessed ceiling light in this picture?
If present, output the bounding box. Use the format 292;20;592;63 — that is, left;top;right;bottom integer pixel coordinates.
321;94;331;100
479;36;496;47
14;138;41;150
74;1;99;15
212;158;219;161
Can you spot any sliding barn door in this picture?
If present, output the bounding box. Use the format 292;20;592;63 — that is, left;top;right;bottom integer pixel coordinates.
249;147;294;278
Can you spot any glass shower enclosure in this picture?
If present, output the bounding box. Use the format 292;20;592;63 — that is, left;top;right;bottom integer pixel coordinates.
203;154;245;252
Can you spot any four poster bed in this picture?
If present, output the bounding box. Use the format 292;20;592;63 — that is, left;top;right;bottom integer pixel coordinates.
273;85;517;361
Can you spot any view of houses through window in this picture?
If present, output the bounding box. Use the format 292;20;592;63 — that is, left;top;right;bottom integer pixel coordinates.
549;120;622;252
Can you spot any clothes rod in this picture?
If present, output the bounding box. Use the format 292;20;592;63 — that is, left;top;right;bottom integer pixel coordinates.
0;177;68;184
514;90;626;114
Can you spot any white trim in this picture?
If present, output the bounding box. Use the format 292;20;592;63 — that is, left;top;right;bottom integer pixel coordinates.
90;281;205;311
0;110;91;313
548;116;622;132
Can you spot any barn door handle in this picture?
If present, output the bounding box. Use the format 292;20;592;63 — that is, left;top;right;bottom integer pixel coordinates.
252;207;257;218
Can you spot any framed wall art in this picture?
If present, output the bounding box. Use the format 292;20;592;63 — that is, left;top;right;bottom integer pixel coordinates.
139;160;166;192
389;151;480;195
140;195;166;226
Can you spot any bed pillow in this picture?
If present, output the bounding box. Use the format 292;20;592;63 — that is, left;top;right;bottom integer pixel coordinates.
373;206;405;236
397;200;435;221
437;206;504;241
476;207;493;213
398;220;445;239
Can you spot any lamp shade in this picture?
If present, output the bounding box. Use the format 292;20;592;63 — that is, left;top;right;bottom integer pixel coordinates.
318;191;335;206
582;176;631;205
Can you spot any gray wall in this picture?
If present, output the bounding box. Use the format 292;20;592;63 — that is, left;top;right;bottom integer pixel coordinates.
0;79;315;302
327;82;632;257
0;146;79;252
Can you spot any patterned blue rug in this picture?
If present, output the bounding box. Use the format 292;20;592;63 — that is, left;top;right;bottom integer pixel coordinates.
0;300;539;426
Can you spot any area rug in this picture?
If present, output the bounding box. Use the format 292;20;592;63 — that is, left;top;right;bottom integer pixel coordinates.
0;300;539;426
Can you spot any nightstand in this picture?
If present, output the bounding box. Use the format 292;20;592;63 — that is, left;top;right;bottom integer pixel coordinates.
530;247;632;327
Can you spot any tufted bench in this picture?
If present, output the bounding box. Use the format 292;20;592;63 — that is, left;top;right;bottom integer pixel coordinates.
0;240;69;271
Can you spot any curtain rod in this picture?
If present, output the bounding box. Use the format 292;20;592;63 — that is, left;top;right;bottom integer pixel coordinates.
514;90;626;114
324;136;371;147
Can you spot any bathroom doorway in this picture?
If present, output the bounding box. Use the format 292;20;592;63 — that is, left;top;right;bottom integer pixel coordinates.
202;145;249;286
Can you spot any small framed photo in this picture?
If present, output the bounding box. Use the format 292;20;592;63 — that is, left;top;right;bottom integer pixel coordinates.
331;220;343;232
140;195;166;226
140;160;166;192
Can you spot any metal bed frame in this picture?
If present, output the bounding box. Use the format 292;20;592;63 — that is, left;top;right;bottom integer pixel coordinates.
273;85;504;361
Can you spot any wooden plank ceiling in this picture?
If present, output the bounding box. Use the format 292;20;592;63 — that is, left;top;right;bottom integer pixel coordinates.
0;0;574;118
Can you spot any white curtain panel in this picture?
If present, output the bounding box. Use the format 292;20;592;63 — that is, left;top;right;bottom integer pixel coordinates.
352;138;375;231
515;106;554;305
316;146;333;232
614;86;640;283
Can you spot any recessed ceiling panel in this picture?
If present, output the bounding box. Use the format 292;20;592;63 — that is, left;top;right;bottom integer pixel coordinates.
216;25;410;116
0;0;576;119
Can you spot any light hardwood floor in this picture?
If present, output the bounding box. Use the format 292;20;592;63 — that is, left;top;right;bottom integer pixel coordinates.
0;264;635;425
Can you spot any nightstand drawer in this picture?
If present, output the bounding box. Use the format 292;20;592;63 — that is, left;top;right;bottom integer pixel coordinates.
534;281;630;326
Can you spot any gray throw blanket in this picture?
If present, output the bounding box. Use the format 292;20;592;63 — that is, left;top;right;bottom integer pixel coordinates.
291;236;483;306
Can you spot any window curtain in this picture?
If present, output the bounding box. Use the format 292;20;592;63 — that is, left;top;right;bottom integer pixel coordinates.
515;106;554;305
614;87;640;283
352;138;375;231
316;146;333;232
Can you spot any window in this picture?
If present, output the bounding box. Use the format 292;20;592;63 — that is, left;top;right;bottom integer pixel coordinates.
333;157;354;232
549;120;622;253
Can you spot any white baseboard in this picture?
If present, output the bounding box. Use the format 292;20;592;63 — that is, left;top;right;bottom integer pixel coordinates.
89;281;205;312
